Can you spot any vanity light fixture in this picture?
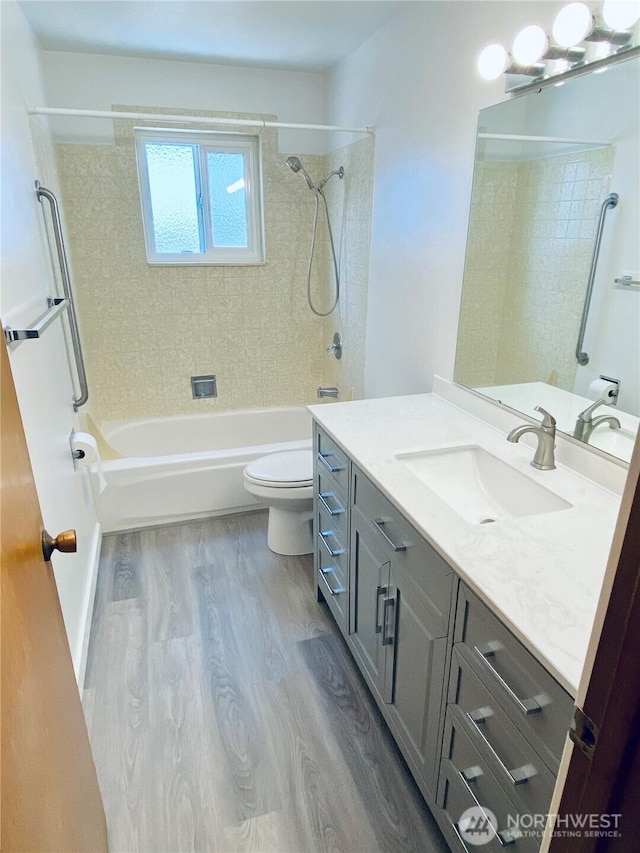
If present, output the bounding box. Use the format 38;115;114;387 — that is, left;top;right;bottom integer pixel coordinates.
512;23;586;64
476;0;639;90
477;42;545;80
553;1;633;46
602;0;640;29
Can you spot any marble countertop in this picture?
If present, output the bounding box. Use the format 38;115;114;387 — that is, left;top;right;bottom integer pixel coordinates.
308;392;622;697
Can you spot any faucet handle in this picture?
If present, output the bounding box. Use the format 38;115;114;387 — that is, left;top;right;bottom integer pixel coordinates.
535;406;556;429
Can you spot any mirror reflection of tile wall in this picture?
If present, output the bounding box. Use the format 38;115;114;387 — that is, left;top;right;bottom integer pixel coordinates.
456;146;614;391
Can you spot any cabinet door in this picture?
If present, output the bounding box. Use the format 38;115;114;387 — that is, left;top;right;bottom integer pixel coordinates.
350;509;390;692
386;565;448;796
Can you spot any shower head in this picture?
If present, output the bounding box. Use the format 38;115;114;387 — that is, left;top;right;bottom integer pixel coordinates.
285;156;316;191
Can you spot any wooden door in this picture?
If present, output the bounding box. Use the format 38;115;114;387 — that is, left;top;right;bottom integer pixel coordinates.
0;336;107;852
549;427;640;851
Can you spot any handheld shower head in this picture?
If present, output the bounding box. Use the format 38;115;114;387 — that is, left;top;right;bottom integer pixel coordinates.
285;156;316;191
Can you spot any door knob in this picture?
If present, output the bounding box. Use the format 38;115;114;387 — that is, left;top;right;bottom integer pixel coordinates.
42;529;77;562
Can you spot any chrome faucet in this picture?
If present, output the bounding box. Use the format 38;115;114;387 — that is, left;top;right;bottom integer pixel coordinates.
317;386;339;398
507;406;557;470
573;397;621;442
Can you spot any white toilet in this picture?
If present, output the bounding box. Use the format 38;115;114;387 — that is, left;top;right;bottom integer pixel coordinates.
243;449;314;556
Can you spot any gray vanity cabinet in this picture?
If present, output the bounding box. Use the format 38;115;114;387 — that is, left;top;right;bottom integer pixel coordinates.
311;419;573;852
350;466;453;797
314;425;350;634
435;584;573;851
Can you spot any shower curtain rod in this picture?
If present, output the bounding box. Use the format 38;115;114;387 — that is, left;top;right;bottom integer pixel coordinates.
28;106;374;135
478;132;610;145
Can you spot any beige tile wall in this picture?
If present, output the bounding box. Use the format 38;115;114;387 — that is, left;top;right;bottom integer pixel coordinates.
321;137;374;402
55;107;372;422
455;147;614;391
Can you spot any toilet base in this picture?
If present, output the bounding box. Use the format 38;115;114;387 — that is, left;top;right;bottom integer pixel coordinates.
267;507;313;556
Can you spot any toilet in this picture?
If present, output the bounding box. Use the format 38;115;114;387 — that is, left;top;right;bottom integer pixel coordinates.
243;449;314;556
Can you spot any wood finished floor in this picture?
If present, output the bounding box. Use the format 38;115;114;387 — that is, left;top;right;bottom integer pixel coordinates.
84;511;448;853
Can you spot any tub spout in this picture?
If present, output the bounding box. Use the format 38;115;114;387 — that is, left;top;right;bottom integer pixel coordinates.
317;387;339;399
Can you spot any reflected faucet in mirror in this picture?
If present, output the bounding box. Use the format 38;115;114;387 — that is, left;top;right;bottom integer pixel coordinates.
573;397;621;443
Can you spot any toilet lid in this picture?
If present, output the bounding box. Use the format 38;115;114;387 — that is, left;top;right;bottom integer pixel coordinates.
245;450;313;485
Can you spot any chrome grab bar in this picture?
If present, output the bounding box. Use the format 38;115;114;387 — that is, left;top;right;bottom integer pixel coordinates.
576;193;618;366
3;297;69;344
36;182;89;410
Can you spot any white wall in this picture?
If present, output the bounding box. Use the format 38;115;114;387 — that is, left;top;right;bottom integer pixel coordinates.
325;0;559;398
0;0;100;685
41;49;326;154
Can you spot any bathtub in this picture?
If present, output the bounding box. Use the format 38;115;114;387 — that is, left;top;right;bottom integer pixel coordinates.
93;406;312;533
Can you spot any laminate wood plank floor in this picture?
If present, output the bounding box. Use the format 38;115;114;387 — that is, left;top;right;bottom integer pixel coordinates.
84;511;448;853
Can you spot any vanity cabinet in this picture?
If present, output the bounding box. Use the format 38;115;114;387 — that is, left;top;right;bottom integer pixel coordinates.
311;420;574;852
349;466;453;796
313;425;350;634
435;584;573;851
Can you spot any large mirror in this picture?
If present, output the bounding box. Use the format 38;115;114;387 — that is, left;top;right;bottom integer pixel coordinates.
454;55;639;463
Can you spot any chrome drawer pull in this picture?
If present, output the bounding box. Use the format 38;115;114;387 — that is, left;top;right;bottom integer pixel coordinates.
381;595;396;646
461;765;483;783
373;518;407;552
473;644;542;715
318;491;345;516
319;566;345;596
318;450;345;474
319;529;346;557
467;709;538;787
456;771;515;847
375;585;387;633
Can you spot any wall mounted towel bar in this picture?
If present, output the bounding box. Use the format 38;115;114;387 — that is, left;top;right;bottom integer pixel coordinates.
35;182;89;410
3;297;69;344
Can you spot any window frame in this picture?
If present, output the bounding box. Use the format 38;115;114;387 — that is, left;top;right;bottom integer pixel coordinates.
134;128;265;266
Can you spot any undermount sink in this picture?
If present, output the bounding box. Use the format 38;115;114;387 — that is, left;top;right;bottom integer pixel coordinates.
395;444;572;525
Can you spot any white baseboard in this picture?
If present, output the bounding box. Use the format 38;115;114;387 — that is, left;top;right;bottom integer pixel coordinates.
75;521;102;694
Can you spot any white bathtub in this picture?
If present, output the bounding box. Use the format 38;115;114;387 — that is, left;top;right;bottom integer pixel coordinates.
93;406;312;533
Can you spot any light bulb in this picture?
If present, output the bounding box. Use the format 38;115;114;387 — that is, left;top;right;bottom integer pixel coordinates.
553;2;593;46
477;43;508;80
602;0;640;29
512;25;548;65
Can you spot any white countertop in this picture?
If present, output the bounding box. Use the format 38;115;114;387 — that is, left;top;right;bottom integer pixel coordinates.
308;392;622;697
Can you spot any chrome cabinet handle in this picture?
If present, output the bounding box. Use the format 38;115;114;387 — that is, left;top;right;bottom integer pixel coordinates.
375;585;387;633
467;709;538;787
456;770;515;847
473;644;542;715
319;529;345;557
373;518;407;552
318;491;346;516
317;450;345;474
319;566;345;596
381;595;396;646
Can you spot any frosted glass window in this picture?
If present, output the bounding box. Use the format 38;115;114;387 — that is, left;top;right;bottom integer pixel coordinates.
136;130;264;265
146;143;203;254
207;152;248;248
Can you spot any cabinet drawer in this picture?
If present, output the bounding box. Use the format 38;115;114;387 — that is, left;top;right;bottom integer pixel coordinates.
316;468;348;519
455;585;572;770
317;503;348;581
352;467;452;635
449;647;556;819
439;708;539;852
315;426;349;495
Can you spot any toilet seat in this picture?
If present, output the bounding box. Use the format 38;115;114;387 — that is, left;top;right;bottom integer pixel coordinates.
244;450;313;488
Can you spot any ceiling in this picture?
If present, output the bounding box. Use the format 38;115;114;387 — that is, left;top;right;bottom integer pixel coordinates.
18;0;409;73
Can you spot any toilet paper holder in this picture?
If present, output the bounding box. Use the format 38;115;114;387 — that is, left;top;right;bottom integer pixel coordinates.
596;375;620;405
